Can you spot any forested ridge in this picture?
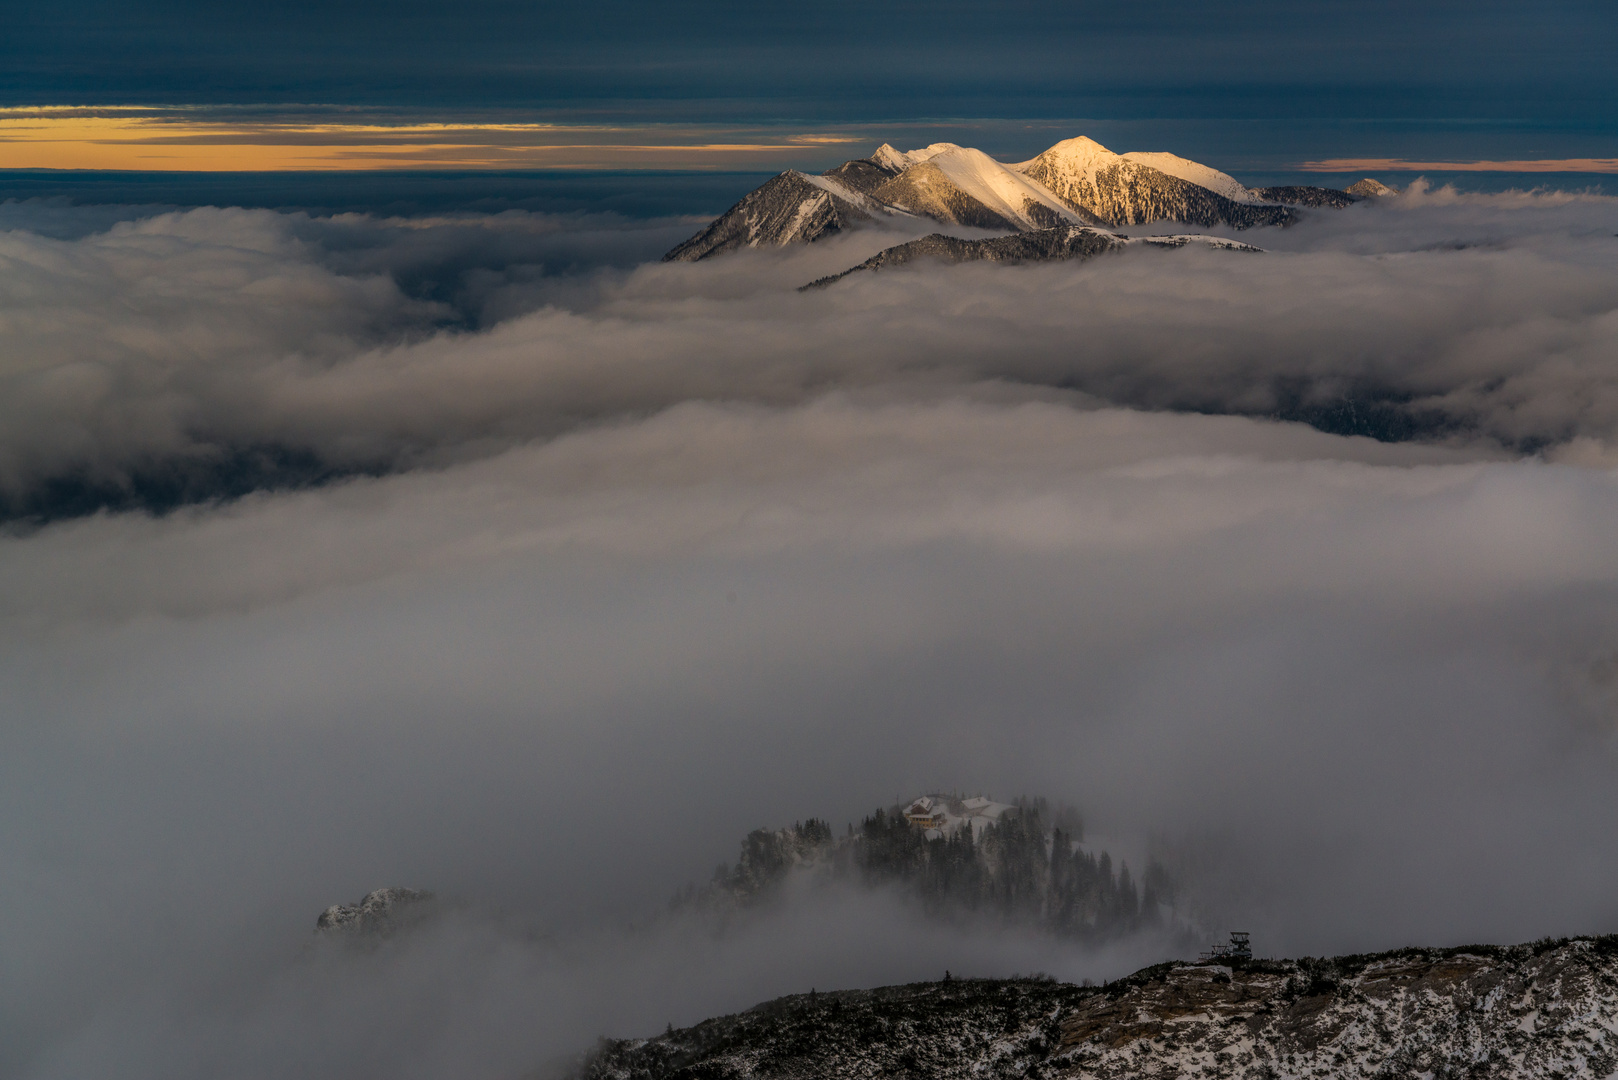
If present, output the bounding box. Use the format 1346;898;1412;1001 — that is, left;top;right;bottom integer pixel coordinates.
677;797;1178;940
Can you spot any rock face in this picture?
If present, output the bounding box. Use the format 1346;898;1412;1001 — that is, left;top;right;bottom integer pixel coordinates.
665;138;1342;261
579;938;1618;1080
315;887;434;936
662;172;881;261
803;226;1261;289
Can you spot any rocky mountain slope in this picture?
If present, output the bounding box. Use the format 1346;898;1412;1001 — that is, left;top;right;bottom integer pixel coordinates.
663;171;885;260
803;226;1260;289
580;937;1618;1080
665;139;1358;261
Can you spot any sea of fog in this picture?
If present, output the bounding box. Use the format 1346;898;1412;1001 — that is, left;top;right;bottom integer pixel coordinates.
3;174;1618;1078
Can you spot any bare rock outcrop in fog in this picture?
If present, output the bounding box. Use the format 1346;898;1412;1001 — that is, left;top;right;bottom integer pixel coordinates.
316;887;435;937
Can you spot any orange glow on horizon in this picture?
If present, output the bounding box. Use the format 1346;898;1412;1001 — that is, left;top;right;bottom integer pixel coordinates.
0;110;863;171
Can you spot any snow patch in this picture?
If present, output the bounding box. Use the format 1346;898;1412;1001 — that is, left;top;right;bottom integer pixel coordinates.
797;171;883;213
916;145;1085;228
1122;151;1262;204
1125;234;1264;252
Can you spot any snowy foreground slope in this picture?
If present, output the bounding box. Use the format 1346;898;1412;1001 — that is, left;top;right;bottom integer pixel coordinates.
666;137;1371;262
580;938;1618;1080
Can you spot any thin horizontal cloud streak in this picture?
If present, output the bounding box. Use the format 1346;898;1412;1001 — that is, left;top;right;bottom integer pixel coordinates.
1305;157;1618;173
0;109;865;171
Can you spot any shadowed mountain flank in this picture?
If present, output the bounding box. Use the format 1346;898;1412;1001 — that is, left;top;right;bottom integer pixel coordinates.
802;226;1127;288
1250;185;1360;208
662;171;880;261
803;226;1260;289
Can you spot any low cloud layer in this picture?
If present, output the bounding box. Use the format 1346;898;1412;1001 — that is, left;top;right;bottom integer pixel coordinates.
1;184;1616;520
5;186;1618;1077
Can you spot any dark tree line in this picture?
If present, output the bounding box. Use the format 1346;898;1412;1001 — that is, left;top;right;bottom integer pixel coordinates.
685;799;1174;940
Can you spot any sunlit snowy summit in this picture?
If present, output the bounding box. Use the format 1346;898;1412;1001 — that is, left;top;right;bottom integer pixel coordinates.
666;137;1372;262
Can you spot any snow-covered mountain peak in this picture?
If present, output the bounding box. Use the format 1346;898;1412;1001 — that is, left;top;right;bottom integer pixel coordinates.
1012;136;1121;174
1121;151;1261;204
900;144;1086;229
667;136;1318;260
869;143;909;173
901;142;966;165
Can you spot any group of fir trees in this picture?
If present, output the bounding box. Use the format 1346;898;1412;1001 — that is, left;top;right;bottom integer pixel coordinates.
692;799;1171;940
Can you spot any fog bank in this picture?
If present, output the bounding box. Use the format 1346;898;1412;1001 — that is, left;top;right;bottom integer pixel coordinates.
5;187;1618;1076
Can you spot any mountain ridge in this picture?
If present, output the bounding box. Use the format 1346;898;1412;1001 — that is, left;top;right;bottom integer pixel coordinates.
580;936;1618;1080
665;138;1359;262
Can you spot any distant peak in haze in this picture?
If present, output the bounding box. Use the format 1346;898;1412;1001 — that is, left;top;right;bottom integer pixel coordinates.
1347;177;1402;197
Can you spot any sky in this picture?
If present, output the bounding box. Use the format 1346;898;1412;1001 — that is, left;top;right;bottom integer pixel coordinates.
0;0;1614;173
4;3;1618;1079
